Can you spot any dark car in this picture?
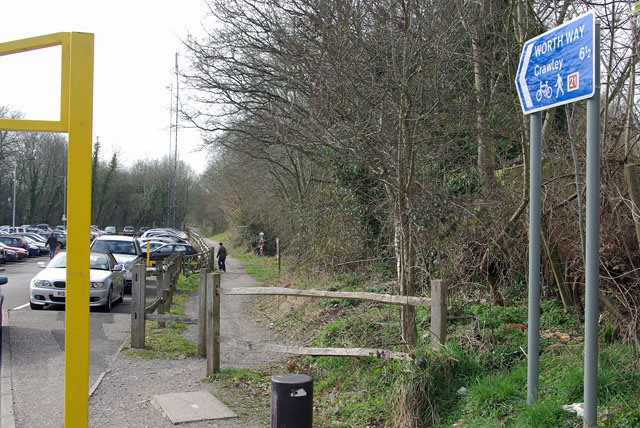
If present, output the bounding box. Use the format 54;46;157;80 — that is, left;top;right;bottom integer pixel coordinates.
148;243;198;262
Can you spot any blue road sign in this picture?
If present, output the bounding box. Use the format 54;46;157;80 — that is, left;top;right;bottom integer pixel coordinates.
516;12;595;114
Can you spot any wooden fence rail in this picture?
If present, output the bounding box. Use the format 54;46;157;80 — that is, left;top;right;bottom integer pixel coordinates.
131;229;447;378
204;277;448;376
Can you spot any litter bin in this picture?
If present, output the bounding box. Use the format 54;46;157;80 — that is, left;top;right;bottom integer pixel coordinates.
270;373;313;428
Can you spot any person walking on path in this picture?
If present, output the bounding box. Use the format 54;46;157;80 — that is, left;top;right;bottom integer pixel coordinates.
45;232;58;259
217;242;227;272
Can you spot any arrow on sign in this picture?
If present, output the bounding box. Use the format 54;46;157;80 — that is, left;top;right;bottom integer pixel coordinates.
518;44;534;108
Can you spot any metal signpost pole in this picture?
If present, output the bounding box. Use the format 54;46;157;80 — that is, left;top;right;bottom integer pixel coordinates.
584;23;600;428
527;111;542;404
516;12;598;414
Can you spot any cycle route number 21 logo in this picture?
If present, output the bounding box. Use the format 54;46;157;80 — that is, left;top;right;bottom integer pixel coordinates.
568;72;579;92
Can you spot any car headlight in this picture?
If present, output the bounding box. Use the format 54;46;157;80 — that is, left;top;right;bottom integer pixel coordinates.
33;279;53;288
90;282;106;289
123;262;134;270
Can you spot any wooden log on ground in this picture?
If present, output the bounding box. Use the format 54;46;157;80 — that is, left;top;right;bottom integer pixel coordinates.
145;313;198;324
218;336;411;361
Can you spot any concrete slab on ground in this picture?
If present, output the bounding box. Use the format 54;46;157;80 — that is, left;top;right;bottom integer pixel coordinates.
152;391;237;424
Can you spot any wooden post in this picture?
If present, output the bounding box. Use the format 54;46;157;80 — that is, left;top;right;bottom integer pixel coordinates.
430;279;448;351
213;272;220;372
156;263;165;328
276;237;281;275
198;268;208;357
131;263;146;349
207;272;221;376
210;247;216;270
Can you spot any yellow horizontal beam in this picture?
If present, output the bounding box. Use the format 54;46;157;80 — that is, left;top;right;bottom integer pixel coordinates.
0;119;67;133
0;32;69;56
0;32;70;129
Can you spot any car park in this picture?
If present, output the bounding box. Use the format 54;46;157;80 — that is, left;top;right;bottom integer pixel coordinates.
29;251;125;311
89;235;143;291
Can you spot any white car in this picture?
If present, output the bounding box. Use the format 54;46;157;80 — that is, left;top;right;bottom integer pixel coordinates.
30;252;125;311
89;235;143;291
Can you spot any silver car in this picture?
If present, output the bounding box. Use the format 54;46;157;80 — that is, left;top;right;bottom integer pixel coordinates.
29;251;125;312
89;235;143;292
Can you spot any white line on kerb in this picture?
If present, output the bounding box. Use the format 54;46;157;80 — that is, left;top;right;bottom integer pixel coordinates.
12;303;29;310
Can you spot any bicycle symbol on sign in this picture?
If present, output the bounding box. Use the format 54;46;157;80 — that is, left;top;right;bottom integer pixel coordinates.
536;81;553;102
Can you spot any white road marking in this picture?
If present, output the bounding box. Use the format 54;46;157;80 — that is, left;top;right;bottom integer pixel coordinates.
12;303;29;310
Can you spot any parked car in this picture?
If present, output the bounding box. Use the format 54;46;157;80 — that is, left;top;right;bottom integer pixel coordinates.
29;251;125;311
148;243;198;262
138;240;168;254
104;226;117;235
17;234;48;256
122;226;135;236
0;247;6;264
0;243;18;262
0;235;27;252
89;235;143;291
138;227;149;235
0;236;29;258
36;231;66;248
0;242;27;260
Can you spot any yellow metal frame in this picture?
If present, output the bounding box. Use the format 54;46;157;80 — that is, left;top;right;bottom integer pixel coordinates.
0;32;94;428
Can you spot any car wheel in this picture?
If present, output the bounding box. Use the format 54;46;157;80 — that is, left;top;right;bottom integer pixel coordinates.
115;286;124;304
103;287;113;312
30;302;44;310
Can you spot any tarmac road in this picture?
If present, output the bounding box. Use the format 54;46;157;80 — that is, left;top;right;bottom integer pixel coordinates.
0;256;153;428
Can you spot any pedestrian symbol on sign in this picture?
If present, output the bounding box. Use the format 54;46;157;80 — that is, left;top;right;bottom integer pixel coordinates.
568;72;579;91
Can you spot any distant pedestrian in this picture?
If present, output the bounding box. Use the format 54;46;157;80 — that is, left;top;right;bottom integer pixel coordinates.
45;232;58;259
259;232;264;256
217;242;227;272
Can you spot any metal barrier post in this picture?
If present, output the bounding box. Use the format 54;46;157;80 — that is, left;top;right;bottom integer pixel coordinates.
270;374;313;428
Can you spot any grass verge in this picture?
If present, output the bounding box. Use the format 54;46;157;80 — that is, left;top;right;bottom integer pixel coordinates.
124;274;199;359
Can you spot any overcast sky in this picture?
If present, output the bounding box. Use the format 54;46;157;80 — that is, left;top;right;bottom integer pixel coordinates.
0;0;211;173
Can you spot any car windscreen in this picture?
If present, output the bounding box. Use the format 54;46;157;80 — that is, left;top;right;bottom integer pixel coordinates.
49;253;67;268
89;253;111;270
92;240;137;255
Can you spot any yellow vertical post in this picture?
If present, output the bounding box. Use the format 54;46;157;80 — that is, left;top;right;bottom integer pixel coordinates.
64;32;94;428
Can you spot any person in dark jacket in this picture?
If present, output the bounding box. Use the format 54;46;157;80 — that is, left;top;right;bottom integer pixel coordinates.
45;232;58;259
217;242;227;272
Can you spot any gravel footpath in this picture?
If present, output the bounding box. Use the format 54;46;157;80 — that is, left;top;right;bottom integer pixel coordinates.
88;237;288;428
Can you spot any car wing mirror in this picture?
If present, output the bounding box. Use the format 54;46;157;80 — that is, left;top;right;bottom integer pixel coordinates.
113;264;123;271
